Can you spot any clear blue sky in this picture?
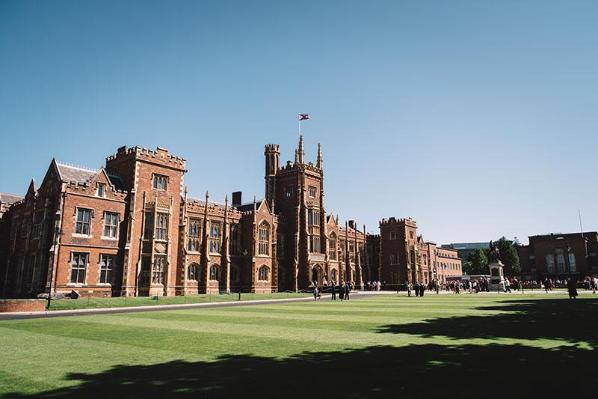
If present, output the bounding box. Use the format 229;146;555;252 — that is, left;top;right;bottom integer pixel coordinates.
1;0;597;245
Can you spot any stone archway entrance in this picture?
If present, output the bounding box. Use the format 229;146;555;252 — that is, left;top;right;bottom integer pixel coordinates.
311;264;324;286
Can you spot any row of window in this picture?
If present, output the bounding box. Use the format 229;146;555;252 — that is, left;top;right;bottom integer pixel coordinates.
186;218;271;256
189;264;270;282
74;208;119;238
70;253;114;284
545;251;576;274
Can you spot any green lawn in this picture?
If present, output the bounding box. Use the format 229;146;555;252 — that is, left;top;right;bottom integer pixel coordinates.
46;292;311;311
1;294;597;398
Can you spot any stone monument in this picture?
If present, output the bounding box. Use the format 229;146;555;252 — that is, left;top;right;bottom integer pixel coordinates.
488;241;505;291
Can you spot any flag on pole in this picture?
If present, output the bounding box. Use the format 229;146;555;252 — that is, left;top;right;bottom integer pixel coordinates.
298;113;310;121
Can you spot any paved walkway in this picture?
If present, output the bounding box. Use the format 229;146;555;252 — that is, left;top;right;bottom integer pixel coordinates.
1;289;594;321
0;292;376;320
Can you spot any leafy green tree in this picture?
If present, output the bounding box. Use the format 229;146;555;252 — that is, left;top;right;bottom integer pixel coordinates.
496;237;521;275
465;249;488;275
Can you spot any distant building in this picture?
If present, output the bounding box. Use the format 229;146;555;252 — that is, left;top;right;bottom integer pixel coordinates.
517;232;598;280
441;242;490;264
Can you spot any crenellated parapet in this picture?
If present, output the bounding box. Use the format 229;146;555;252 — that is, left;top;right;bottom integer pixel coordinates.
106;145;186;171
379;217;417;228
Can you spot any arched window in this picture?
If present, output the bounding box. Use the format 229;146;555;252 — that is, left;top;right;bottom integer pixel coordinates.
328;233;337;260
258;265;269;281
258;222;270;255
187;263;200;281
209;264;220;281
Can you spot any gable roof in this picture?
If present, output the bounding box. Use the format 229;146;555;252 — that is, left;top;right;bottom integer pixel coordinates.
55;162;98;185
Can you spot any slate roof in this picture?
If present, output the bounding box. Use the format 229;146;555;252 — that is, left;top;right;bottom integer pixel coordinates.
0;192;23;205
56;162;98;185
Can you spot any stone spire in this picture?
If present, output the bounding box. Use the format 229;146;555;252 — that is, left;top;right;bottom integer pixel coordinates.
316;143;323;169
297;135;305;164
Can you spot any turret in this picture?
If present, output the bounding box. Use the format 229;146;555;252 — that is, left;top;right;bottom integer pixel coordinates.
264;144;280;209
316;143;323;169
297;135;305;164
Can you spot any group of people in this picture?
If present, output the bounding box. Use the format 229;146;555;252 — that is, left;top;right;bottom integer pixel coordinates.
365;281;382;291
313;281;353;301
407;282;426;297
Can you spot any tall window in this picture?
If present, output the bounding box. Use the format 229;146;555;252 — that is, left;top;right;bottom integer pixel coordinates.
103;212;119;238
75;208;92;235
230;224;240;255
258;265;269;281
99;254;114;284
328;234;337;260
143;212;154;239
308;209;321;253
308;186;317;198
210;264;220;281
96;182;106;197
546;254;555;274
555;249;565;273
70;252;88;284
153;174;168;190
152;255;166;284
568;252;576;273
155;213;169;241
187;218;201;252
209;222;221;253
188;263;199;281
32;210;44;239
390;231;397;240
258;222;270;255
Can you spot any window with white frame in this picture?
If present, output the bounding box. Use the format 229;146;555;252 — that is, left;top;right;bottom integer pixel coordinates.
153;174;168;190
258;265;269;281
209;264;220;281
328;234;337;260
258;222;270;255
209;222;221;253
96;182;106;197
70;252;88;284
99;254;114;284
187;218;201;252
188;263;199;281
75;208;92;235
152;255;166;284
103;212;119;238
155;213;169;241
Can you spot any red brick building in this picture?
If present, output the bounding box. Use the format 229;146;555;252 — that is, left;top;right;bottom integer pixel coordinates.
517;232;598;280
0;139;370;298
378;217;462;287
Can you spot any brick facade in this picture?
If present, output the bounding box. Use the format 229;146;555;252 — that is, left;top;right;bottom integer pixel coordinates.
378;217;462;287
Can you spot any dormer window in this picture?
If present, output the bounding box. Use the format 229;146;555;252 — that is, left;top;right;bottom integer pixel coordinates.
96;183;106;197
153;174;168;191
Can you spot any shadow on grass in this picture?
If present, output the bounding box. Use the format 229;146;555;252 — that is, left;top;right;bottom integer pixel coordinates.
6;297;598;398
5;343;598;398
378;297;598;347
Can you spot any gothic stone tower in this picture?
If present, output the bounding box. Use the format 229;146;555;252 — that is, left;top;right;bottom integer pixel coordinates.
265;136;326;291
379;217;418;287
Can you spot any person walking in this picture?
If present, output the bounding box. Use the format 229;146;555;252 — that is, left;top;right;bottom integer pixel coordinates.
504;278;511;293
331;281;337;300
313;286;320;301
345;281;351;300
567;278;578;299
339;282;345;301
414;282;420;297
420;283;425;297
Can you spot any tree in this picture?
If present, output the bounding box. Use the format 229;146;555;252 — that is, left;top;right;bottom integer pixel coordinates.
465;249;488;275
495;237;521;275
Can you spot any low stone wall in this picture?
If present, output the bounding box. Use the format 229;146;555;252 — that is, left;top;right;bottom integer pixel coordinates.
0;299;46;313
